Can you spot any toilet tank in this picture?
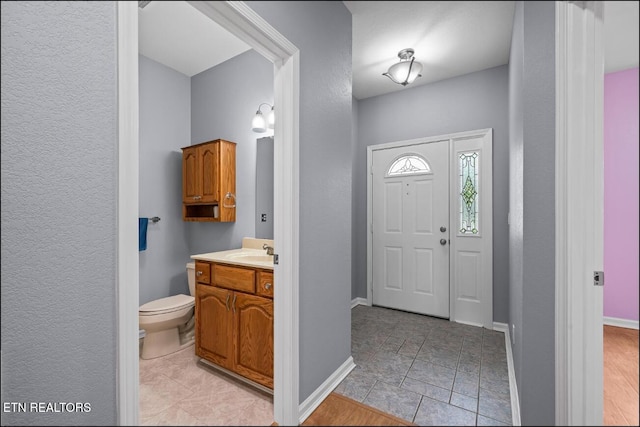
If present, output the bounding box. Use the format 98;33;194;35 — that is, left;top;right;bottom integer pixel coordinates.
186;262;196;296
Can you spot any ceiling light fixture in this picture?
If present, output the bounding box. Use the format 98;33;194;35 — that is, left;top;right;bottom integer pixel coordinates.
251;103;274;133
382;48;423;86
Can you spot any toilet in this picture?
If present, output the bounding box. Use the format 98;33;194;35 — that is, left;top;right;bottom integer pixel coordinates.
138;262;196;359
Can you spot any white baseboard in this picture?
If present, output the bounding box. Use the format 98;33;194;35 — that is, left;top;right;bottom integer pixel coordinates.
455;319;484;328
351;297;368;309
604;316;639;330
298;356;356;424
492;322;508;333
493;322;521;426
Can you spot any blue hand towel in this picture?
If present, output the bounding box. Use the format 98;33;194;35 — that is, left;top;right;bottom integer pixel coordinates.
139;217;148;251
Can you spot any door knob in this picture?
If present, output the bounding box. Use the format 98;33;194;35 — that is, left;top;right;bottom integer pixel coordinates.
440;239;447;245
440;226;447;232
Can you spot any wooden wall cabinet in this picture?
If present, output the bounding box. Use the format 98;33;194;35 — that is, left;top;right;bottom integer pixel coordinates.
182;139;236;222
194;261;274;389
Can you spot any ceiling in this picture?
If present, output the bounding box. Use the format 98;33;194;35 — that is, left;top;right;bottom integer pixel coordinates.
344;1;516;100
139;1;639;99
138;1;250;77
604;1;640;74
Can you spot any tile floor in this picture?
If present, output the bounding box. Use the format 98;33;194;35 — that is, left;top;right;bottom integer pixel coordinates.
140;305;512;426
336;305;513;426
139;344;273;426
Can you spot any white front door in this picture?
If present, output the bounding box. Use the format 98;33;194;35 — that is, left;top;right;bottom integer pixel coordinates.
371;140;450;317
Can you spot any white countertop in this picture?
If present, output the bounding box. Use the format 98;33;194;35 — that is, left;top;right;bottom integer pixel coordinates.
190;238;274;270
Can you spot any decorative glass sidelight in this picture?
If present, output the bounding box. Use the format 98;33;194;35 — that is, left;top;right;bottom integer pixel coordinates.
459;151;479;234
387;155;430;176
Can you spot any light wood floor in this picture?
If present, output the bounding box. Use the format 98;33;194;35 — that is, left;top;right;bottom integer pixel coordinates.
273;393;416;426
604;325;639;426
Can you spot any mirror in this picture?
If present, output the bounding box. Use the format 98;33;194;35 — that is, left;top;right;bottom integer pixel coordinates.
255;136;274;239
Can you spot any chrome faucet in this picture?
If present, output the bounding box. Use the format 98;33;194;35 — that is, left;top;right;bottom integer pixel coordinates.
263;243;274;256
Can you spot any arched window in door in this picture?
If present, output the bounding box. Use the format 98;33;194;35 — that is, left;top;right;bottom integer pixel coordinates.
386;154;431;177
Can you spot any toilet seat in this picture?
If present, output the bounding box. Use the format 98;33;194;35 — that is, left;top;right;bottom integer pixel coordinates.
139;294;194;316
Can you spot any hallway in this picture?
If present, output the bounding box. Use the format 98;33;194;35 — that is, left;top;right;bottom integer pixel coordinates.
337;305;512;426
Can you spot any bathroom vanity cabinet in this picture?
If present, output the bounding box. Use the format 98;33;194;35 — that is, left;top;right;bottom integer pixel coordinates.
181;139;236;222
194;260;274;389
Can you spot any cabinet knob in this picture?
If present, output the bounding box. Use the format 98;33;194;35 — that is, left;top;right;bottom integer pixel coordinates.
193;195;201;200
265;283;272;290
196;271;203;276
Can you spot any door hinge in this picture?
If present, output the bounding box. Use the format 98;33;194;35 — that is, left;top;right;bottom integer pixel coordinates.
274;254;279;265
593;271;604;286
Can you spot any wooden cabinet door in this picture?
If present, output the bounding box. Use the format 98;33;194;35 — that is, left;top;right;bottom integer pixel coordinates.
200;142;219;203
232;292;274;389
195;284;233;369
182;145;201;203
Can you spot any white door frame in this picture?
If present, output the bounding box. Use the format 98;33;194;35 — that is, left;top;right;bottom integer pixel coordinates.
555;1;604;425
116;2;300;425
367;128;493;329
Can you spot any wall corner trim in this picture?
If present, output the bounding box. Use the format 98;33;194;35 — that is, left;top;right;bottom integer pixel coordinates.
351;297;368;309
493;322;522;426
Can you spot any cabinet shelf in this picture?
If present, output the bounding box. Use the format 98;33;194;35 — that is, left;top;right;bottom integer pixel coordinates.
183;204;218;222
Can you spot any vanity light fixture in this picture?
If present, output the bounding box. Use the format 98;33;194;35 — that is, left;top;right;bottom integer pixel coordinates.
382;48;423;86
252;103;275;133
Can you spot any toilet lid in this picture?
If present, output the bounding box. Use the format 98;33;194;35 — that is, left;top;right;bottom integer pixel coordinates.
139;294;194;315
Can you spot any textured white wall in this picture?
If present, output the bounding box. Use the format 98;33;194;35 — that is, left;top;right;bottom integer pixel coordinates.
1;2;118;425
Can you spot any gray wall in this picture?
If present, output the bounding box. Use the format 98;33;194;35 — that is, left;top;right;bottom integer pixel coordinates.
509;1;556;424
139;50;273;304
255;136;274;239
139;55;192;306
189;50;273;254
247;1;353;402
351;96;360;300
1;2;118;425
355;65;510;323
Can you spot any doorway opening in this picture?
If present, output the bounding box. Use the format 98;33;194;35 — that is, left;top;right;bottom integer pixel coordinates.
117;2;300;425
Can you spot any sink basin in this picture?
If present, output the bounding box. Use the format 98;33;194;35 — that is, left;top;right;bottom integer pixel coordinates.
226;252;274;263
